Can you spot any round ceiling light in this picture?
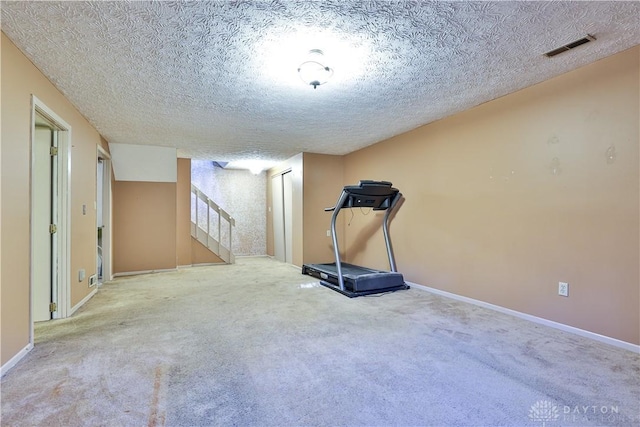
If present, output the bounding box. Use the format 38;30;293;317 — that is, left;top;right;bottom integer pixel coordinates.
297;49;333;89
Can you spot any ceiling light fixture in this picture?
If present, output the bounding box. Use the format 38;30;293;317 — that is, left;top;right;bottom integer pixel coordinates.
249;165;263;175
298;49;333;89
224;159;272;175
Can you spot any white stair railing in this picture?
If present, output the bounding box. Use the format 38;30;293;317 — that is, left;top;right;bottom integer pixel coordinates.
190;184;235;264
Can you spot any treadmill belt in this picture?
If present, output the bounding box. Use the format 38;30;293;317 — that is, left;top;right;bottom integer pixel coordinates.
302;262;409;297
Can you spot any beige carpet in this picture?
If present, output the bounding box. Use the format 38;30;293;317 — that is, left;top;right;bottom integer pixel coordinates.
1;257;638;426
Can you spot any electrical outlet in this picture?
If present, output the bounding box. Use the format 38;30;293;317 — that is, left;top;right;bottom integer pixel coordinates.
558;282;569;297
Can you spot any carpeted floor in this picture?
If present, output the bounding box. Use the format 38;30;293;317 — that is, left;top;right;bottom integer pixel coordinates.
1;257;638;426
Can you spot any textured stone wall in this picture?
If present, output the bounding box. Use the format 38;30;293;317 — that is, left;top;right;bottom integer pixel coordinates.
191;160;266;256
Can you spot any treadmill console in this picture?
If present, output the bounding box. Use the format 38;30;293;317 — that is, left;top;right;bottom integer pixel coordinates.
340;180;400;210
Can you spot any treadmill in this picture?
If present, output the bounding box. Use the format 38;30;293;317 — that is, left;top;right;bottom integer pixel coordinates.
302;180;409;297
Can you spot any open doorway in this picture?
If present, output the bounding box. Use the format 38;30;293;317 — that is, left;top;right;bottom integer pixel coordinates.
31;97;71;328
97;147;112;284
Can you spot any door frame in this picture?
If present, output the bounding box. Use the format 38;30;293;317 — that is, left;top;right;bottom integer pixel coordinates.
97;146;112;282
282;171;293;264
270;168;293;263
30;96;71;338
271;172;286;262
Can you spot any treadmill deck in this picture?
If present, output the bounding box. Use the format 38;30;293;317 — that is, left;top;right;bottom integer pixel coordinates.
302;262;409;297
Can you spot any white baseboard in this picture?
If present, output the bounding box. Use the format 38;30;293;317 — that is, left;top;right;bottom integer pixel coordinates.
112;268;177;278
178;262;227;269
1;343;33;377
407;281;640;354
70;287;98;316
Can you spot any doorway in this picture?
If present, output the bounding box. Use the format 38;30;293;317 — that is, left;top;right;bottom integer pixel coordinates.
97;147;112;283
30;97;71;328
271;171;293;263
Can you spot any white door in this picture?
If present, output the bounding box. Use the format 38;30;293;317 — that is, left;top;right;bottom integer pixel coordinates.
271;174;285;262
271;171;294;263
97;158;103;281
32;125;56;322
31;98;71;323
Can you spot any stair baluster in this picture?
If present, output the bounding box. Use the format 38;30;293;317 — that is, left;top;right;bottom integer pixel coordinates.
190;184;235;264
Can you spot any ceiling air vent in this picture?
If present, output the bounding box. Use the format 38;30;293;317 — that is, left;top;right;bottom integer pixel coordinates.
544;34;596;58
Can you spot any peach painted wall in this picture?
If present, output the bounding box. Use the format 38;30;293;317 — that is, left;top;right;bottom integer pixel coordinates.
176;158;192;266
112;181;177;273
1;32;104;365
302;153;345;264
343;47;640;345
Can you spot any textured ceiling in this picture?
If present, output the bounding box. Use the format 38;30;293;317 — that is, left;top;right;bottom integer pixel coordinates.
2;1;639;167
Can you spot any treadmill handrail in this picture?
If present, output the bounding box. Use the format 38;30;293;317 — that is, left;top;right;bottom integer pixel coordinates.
383;192;402;272
329;190;349;291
